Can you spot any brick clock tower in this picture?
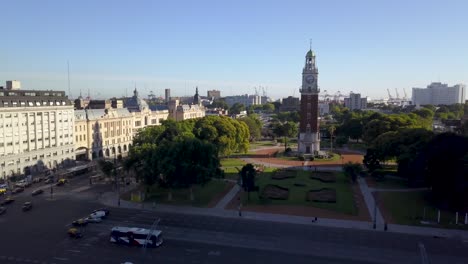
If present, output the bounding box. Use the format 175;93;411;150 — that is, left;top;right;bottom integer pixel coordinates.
298;49;320;154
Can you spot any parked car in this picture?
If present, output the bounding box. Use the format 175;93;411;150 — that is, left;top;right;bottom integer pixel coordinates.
0;188;7;195
33;177;43;183
11;187;24;194
15;183;26;188
44;178;54;184
92;208;110;216
56;179;67;186
22;202;32;211
31;189;44;196
0;207;6;215
72;219;88;227
84;216;102;223
0;197;14;205
67;228;82;238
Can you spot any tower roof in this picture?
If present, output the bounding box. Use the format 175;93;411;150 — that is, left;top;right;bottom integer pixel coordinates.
306;49;315;57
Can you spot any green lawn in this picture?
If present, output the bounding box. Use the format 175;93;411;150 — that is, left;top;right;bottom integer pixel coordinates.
249;140;277;149
243;170;357;215
221;158;246;174
144;180;230;207
378;191;468;230
372;177;408;189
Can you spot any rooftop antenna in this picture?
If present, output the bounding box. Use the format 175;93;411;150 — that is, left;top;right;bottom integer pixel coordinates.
67;60;72;98
309;39;312;50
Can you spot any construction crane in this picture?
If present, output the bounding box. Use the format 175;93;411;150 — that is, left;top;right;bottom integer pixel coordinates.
403;88;408;100
395;88;400;100
254;87;259;96
387;88;393;100
262;87;267;97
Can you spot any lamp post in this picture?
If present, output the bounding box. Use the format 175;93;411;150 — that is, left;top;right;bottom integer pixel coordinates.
114;148;120;206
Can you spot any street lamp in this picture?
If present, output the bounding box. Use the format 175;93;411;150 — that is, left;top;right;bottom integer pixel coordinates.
113;148;120;206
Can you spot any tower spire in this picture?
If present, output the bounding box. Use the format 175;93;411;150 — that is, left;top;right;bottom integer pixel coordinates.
309;39;312;51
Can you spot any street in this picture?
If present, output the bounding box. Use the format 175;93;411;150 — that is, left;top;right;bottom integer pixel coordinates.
0;175;467;264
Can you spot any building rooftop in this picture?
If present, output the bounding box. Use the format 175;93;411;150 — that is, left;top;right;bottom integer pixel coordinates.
0;89;72;108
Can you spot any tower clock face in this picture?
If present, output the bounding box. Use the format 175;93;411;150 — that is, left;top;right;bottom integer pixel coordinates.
306;75;315;84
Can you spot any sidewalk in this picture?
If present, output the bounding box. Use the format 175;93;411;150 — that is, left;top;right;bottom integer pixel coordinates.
99;191;468;240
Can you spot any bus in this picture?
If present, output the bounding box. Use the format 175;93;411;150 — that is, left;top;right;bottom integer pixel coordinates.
110;227;163;248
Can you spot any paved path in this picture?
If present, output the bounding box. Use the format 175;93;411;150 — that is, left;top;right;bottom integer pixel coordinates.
357;177;385;227
215;184;240;209
370;187;431;192
99;191;468;240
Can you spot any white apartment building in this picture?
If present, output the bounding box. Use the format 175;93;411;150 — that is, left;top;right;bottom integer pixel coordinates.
412;82;466;106
344;93;368;110
0;89;75;179
224;94;262;107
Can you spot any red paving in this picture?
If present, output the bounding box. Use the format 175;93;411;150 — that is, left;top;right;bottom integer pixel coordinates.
250;147;363;167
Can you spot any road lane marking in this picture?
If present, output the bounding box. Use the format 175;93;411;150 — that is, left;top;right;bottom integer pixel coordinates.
53;257;69;261
418;242;429;264
66;250;81;253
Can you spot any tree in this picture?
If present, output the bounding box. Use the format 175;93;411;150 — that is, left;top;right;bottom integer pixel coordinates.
272;121;298;151
240;163;257;201
342;162;362;183
193;116;249;156
262;103;275;113
425;133;468;210
98;160;114;178
328;125;336;153
208;99;228;110
239;115;262;142
229;103;245;115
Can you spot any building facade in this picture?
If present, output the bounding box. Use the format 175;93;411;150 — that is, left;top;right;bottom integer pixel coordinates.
412;82;466;105
344;93;367;110
0;89;75;179
224;94;262;107
168;88;206;121
165;89;171;102
207;90;221;100
298;49;320;154
280;96;300;112
73;88;169;160
74;108;134;160
6;80;21;90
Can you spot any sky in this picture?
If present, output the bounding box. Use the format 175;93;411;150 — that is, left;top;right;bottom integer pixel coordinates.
1;0;467;101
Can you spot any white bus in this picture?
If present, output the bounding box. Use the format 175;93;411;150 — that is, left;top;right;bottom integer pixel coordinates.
110;227;163;248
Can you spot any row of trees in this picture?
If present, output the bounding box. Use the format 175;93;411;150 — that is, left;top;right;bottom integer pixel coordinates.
364;131;468;210
125;116;251;187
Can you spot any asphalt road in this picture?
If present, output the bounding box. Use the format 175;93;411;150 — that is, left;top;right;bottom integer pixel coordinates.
0;177;467;264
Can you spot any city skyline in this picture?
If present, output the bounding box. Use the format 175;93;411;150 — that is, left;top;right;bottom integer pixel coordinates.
1;0;467;100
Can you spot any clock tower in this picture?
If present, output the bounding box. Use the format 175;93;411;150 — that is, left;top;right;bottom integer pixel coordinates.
298;49;320;154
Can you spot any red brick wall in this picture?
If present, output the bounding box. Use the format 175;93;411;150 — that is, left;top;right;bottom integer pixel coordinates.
299;93;319;133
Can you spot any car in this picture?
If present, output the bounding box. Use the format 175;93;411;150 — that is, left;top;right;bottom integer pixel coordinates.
33;177;43;183
15;183;26;188
0;197;14;205
31;189;44;196
22;202;32;211
84;216;102;223
89;210;109;219
56;179;67;186
72;219;88;227
11;187;24;194
44;178;53;184
92;208;110;216
0;188;6;195
67;228;82;238
0;184;8;189
0;207;6;215
24;181;32;188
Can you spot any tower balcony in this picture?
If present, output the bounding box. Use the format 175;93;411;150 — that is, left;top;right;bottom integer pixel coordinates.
299;88;320;94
